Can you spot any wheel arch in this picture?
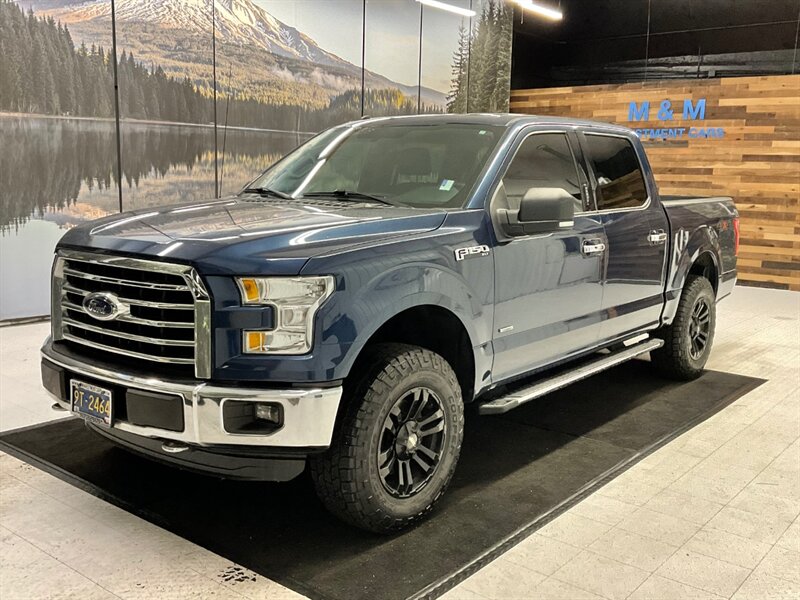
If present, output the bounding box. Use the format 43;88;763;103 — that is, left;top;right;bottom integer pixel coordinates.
347;304;477;404
688;252;719;295
662;227;722;325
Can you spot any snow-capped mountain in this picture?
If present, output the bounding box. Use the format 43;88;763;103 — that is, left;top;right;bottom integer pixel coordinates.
27;0;351;68
22;0;446;105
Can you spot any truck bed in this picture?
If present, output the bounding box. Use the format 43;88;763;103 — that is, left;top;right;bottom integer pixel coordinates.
660;193;738;305
661;195;733;206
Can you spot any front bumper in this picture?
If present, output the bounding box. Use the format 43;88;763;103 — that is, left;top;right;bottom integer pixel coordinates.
41;340;342;478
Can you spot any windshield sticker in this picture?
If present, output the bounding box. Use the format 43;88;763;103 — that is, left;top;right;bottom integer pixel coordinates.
439;179;455;191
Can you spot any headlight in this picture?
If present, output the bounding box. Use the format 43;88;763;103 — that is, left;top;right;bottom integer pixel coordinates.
236;276;335;355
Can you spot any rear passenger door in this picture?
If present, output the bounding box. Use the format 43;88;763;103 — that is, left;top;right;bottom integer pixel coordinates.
491;129;606;382
579;131;669;342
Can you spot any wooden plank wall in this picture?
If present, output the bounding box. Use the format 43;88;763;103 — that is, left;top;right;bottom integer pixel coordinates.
510;75;800;291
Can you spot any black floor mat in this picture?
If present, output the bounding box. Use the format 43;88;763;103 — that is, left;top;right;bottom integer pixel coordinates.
0;361;762;600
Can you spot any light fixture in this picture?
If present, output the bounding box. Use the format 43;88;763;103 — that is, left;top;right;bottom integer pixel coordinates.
513;0;563;21
237;276;335;355
416;0;476;18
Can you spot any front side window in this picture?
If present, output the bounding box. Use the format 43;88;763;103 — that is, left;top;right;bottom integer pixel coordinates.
499;132;583;213
247;122;504;209
583;135;648;210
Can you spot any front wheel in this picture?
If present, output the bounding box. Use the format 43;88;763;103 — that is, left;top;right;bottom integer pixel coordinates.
310;343;464;533
651;275;716;380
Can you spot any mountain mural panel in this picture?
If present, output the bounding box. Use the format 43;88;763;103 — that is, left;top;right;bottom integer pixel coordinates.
0;0;513;321
23;0;447;113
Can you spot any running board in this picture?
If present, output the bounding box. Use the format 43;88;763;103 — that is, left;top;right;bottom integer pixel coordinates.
478;338;664;415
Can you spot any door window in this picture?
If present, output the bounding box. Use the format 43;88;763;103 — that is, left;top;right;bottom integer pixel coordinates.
499;133;584;213
583;135;648;210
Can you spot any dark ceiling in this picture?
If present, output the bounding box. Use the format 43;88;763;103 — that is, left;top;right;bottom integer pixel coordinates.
511;0;800;88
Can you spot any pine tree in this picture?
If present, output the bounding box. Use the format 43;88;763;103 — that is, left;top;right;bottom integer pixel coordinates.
146;78;161;120
463;0;513;112
490;1;512;112
479;0;499;110
447;24;470;114
29;29;48;112
56;24;76;114
467;2;490;112
128;81;146;118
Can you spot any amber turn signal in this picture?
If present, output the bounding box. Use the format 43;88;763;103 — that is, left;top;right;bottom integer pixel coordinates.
239;278;261;303
244;331;269;353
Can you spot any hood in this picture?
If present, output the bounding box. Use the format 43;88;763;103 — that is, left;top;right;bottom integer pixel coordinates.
57;196;448;275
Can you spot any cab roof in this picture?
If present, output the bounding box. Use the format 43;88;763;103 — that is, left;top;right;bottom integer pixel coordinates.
356;112;634;135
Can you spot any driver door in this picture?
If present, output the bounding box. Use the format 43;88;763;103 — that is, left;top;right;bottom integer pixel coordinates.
491;130;606;382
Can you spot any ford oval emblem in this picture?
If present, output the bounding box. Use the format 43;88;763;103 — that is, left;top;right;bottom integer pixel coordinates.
82;292;121;321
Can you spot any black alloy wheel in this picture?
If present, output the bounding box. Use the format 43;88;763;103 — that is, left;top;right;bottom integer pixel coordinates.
688;297;711;360
651;275;716;380
310;343;464;533
377;387;446;499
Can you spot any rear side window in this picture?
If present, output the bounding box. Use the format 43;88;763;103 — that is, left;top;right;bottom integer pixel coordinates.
500;132;583;213
584;135;648;210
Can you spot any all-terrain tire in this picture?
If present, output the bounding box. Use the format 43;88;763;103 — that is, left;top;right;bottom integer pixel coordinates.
651;275;716;380
309;343;464;533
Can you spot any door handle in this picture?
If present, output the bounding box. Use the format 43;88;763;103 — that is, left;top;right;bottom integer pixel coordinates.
648;230;668;244
582;239;606;256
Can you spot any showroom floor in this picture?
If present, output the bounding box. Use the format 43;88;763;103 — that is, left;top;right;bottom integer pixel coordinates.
0;285;798;600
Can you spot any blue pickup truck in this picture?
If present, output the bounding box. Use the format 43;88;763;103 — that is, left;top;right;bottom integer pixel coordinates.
41;114;738;532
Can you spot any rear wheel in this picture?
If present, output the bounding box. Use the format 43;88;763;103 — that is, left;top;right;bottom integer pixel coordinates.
310;343;464;533
651;275;716;380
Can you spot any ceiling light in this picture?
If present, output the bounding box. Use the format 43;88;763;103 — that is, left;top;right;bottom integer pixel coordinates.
514;0;563;20
416;0;476;18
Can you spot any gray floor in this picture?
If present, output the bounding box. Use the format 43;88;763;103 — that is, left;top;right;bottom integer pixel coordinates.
1;286;798;599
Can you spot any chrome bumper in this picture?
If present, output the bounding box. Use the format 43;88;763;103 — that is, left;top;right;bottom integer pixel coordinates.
41;341;342;449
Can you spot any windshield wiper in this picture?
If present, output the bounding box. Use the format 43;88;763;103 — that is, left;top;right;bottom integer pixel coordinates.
301;190;404;207
241;187;292;199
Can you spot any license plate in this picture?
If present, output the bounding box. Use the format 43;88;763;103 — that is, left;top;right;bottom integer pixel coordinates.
70;380;112;426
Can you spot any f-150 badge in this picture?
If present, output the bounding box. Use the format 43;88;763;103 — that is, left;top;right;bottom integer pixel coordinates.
455;245;491;261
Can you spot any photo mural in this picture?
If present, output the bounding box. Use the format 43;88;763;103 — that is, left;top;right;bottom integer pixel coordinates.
0;0;513;320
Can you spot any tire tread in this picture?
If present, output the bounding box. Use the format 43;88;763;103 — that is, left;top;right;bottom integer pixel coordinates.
652;275;715;380
310;343;463;533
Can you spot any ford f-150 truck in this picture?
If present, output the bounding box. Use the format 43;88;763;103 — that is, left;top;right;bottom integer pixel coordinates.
41;114;738;532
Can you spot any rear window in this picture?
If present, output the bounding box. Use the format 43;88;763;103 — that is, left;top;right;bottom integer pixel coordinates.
584;135;648;210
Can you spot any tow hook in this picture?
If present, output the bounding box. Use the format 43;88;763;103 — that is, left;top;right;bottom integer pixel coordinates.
161;440;190;454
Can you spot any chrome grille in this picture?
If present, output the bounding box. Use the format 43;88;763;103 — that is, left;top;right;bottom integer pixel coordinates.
52;250;211;378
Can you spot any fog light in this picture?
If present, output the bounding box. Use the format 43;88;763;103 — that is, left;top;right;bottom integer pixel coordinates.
255;403;281;424
222;400;283;434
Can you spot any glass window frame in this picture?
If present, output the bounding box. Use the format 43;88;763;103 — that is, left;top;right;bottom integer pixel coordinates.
243;121;506;209
490;128;593;217
579;131;652;214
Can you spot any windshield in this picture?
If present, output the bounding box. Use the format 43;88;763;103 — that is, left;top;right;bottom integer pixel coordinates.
245;122;504;209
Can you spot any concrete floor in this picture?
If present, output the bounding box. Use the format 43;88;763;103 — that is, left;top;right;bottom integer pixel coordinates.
0;286;798;599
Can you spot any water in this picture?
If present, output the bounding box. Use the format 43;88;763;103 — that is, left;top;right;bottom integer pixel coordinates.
0;115;308;320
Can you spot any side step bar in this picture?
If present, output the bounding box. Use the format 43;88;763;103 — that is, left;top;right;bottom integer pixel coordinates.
478;338;664;415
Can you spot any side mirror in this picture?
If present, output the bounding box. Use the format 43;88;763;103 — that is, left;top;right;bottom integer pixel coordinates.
498;187;576;236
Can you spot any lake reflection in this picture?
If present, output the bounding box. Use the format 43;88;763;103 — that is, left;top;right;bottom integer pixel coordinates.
0;115;307;320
